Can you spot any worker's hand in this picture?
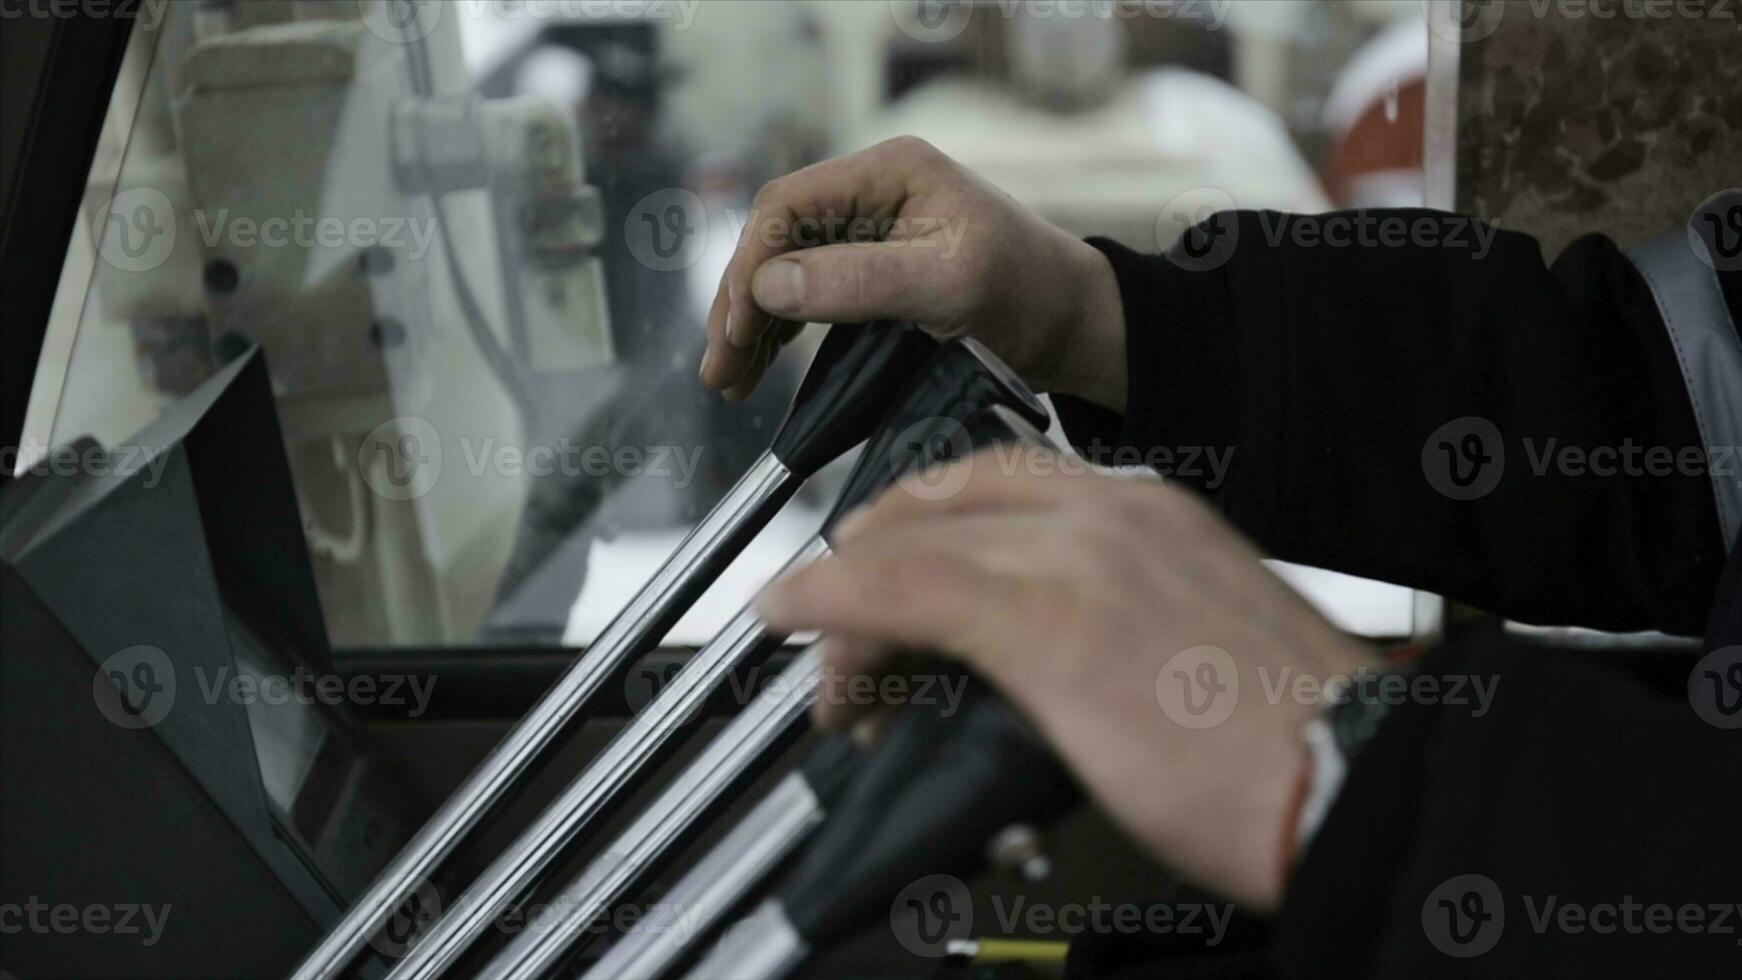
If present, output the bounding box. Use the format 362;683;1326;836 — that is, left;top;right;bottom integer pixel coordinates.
701;137;1128;412
756;450;1379;911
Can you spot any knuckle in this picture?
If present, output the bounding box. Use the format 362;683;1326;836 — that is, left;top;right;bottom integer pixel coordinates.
751;175;792;210
882;134;938;162
857;554;924;605
1077;501;1136;551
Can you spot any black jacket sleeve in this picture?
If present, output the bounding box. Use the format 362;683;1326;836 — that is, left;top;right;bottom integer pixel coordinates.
1053;211;1732;636
1275;628;1742;979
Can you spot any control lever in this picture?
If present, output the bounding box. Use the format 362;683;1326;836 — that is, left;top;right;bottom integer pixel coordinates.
383;344;1049;979
292;323;935;980
485;401;1055;980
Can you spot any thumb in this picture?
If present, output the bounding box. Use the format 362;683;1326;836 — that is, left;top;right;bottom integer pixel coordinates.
751;241;965;327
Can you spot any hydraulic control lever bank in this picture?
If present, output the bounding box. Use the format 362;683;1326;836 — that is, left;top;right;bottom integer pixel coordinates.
484;399;1058;980
293;324;937;980
383;342;1050;979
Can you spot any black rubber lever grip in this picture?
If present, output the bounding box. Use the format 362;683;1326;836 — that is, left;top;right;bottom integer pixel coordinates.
777;402;1076;948
777;672;1081;949
768;323;939;477
821;340;1050;539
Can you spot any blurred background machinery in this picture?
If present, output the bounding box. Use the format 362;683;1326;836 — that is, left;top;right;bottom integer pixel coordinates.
27;0;1453;654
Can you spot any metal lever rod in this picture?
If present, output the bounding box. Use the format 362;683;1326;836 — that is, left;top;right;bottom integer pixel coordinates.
682;900;810;980
382;540;827;980
482;646;828;980
293;454;794;980
577;774;828;980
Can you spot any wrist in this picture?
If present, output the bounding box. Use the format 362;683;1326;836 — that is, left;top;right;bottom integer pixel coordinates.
1047;238;1128;414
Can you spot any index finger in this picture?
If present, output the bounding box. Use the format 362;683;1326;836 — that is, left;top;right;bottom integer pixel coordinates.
701;137;940;394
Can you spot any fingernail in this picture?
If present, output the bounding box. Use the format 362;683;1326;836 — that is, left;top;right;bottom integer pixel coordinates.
752;259;806;317
727;305;755;350
698;346;713;382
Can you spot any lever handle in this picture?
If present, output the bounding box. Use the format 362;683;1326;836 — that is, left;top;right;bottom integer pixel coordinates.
778;675;1081;948
769;323;939;477
822;341;1051;537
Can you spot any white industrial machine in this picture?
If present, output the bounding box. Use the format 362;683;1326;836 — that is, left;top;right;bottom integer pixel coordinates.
62;0;617;646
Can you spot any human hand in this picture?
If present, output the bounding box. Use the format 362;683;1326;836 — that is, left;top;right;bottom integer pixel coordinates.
700;137;1127;412
755;449;1378;909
